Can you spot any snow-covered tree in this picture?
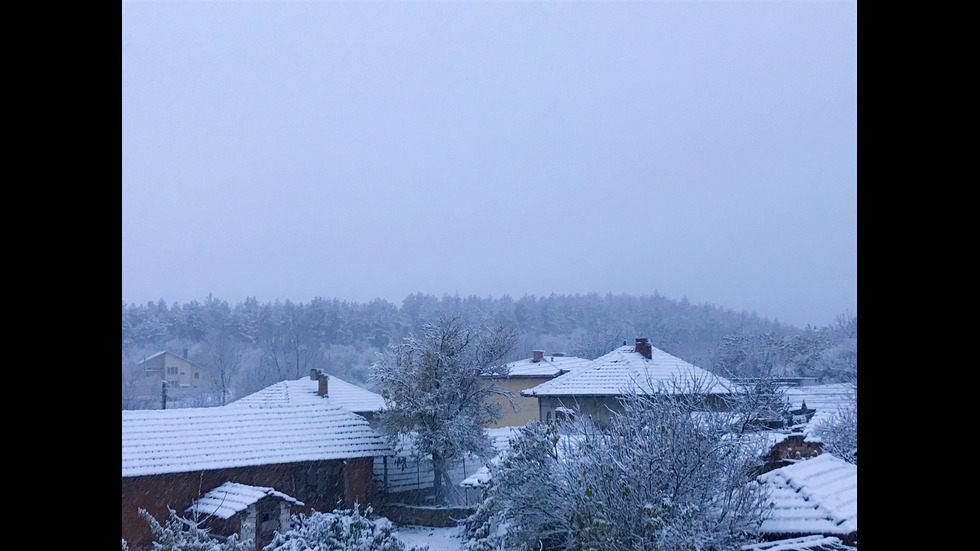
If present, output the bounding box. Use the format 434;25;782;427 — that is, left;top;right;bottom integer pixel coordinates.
467;383;769;551
723;370;792;435
811;386;858;464
372;315;516;503
138;507;251;551
263;505;426;551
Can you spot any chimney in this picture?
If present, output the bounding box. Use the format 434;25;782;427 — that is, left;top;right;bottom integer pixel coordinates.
532;350;544;363
310;369;319;381
318;372;329;396
182;349;188;359
634;338;652;360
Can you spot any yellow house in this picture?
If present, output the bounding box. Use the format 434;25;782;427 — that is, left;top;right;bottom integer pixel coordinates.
137;350;206;388
485;351;594;428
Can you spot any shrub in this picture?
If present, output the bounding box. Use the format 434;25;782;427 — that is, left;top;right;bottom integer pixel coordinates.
263;505;427;551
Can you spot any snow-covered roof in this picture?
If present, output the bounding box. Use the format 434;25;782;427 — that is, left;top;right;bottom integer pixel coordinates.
186;482;303;520
741;535;856;551
227;374;387;413
777;383;856;443
135;351;168;364
783;383;856;414
758;454;857;537
521;345;732;397
500;354;594;378
136;350;206;369
122;401;392;478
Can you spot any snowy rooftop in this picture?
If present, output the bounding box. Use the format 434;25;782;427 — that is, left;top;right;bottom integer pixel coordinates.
758;454;857;537
187;482;303;520
499;354;594;378
122;377;393;477
522;344;732;397
226;374;387;413
741;535;856;551
778;383;856;443
136;350;206;369
783;383;856;414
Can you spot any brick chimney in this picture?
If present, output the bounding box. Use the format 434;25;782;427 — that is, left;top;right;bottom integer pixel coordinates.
532;350;544;363
635;338;652;359
318;372;329;396
310;369;319;381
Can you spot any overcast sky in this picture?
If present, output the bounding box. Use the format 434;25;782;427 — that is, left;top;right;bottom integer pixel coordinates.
121;1;856;329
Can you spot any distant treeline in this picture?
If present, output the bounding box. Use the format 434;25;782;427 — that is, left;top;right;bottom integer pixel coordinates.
122;292;857;410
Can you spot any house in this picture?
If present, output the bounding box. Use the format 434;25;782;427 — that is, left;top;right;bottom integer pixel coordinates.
756;454;857;545
122;370;393;550
137;350;206;388
186;482;304;551
484;351;594;427
522;338;734;426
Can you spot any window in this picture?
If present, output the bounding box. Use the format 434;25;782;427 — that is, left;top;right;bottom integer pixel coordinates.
167;366;178;375
194;372;200;379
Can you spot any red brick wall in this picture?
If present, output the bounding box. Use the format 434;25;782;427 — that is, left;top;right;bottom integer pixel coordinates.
122;458;377;550
762;435;823;472
343;457;375;509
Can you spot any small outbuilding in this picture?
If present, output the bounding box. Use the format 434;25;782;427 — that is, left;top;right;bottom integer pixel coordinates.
187;482;304;551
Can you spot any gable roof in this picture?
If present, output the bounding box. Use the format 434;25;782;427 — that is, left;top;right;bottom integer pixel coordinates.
136;350;206;370
522;344;732;397
499;354;594;378
186;482;303;520
757;454;857;537
227;374;387;414
122;401;392;478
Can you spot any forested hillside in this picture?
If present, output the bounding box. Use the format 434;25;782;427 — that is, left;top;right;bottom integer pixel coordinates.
122;292;856;410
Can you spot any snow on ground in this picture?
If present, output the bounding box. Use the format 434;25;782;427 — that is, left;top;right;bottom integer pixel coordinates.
391;524;467;551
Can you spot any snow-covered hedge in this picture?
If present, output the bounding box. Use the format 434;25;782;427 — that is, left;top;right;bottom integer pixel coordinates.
264;506;427;551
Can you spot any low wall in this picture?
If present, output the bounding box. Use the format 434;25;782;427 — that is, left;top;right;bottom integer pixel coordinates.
375;504;476;527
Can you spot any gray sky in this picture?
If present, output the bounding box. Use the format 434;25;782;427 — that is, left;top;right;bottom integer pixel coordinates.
122;1;857;329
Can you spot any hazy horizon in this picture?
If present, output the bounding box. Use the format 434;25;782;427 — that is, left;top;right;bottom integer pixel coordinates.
122;1;857;330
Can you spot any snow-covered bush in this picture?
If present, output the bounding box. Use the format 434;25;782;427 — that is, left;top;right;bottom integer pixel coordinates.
263;505;427;551
467;386;769;551
812;402;857;465
139;507;251;551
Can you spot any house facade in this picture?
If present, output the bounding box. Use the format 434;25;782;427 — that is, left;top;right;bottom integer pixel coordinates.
522;338;733;427
137;350;205;388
